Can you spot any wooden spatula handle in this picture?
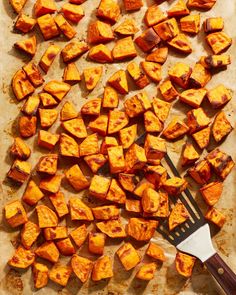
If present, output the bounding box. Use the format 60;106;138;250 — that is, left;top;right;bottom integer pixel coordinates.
205;253;236;295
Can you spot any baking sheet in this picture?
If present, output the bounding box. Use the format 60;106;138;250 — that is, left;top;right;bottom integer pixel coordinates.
0;0;236;294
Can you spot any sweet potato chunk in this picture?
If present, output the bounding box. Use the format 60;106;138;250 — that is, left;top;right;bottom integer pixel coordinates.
39;92;57;107
49;263;72;286
175;252;196;277
34;0;57;17
144;5;167;27
7;159;31;183
89;44;113;63
37;14;59;40
187;107;210;134
212;111;232;142
144;134;166;164
61;3;84;23
56;237;76;256
10;0;27;13
187;0;216;10
143;191;169;218
200;55;231;69
37;154;58;175
123;0;143;11
69;197;94;221
144;111;163;133
54;14;76;39
159;80;178;102
39;174;63;193
188;160;211;184
81;98;102;116
92;205;119;220
12;69;35;101
19;116;37;138
118;173;138;192
84;153;107;173
15;13;36;33
153;18;179;41
127;62;149;89
180;14;200;34
100;136;118;154
8;246;35;269
63;63;81;83
168;62;192;89
14;35;37;56
135;28;160;53
71;255;93;283
146;242;165;262
142;188;161;213
145;165;167;188
167;33;192;54
70;224;88;247
61;40;89;63
141;61;162;83
60;133;80;158
88;20;114;44
125;143;147;172
89;232;106;255
35;241;59;263
39;109;58;129
88;115;108;136
169;202;189;231
36;205;58;228
5;200;28;228
168;0;189;17
80;133;99;157
108;146;125;174
116;242;141;270
192;127;211;149
152;97;171;122
43;80;71;101
92;256;113;281
10;137;31;160
49;191;69;217
189;63;211;89
200;181;223;206
62;118;87;139
179;88;207;108
146;47;168;64
114;18;138;36
89;175;111;199
127;218;158;241
38;130;59;150
23;62;44;87
84;67;103;91
65;164;90;191
206;32;232;54
106;178;126;204
125;199;142;213
124;92;151;118
112;36;137;61
108;110;129;134
33;263;49;289
207;84;232;109
60;101;77;121
108;70;128;94
21;221;40;249
205;207;226;228
182;142;200;166
204;17;224;33
39;44;60;73
163;118;189;140
96;219;126;238
97;0;120;23
44;226;68;240
21;95;40;116
163;177;188;196
134;179;155;198
22;180;44;205
136;263;157;281
119;124;137;149
103;86;119;108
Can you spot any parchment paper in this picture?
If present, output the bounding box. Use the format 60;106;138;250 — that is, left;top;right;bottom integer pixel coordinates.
0;0;236;294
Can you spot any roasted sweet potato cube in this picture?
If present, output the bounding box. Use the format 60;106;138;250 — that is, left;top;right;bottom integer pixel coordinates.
145;165;167;187
14;35;37;56
80;133;99;157
182;142;200;166
97;0;120;23
162;177;188;196
207;84;232;109
60;101;77;121
63;63;81;83
200;181;223;206
61;3;84;23
39;174;63;193
123;0;143;11
12;69;35;101
88;115;108;136
144;5;167;27
22;180;44;205
92;205;120;220
119;124;137;149
142;188;160;213
39;92;57;107
33;262;49;289
146;47;168;65
69;197;94;221
153;18;179;41
143;191;169;218
49;263;72;286
44;226;68;240
204;17;224;33
21;221;40;249
146;242;165;262
168;0;189;17
108;70;128;94
127;62;149;89
188;160;211;184
134;179;155;198
168;62;192;89
92;256;113;281
5;200;28;228
106;178;126;204
125;143;147;172
36;205;58;228
180;14;200;34
84;153;107;173
135;28;160;53
23;62;44;87
163;118;189;140
108;110;129;134
56;237;75;256
37;14;59;40
21;95;40;116
81;98;102;116
179;88;207;108
141;61;162;83
125;199;142;213
89;175;111;199
206;32;232;54
88;20;114;44
8;246;35;269
62;118;87;139
206;149;235;180
88;232;106;255
189;63;211;89
124;92;151;118
118;173;139;192
100;136;118;154
127;218;158;241
116;242;141;270
70;224;88;247
112;36;137;61
167;33;192;54
187;0;216;10
175;252;196;278
144;111;163;133
96;219;126;238
54;14;76;39
192;127;211;149
205;207;226;228
159;80;178;102
200;55;231;69
61;40;89;63
38;130;59;150
169;202;189;230
43;80;71;101
35;241;59;263
152;97;171;122
49;192;69;217
84;67;103;91
39;44;60;73
187;107;210;134
107;146;125;174
103;86;119;108
37;154;58;175
10;137;31;160
71;255;93;283
7;159;31;183
212;111;232;142
19;116;37;138
89;44;113;63
60;133;79;158
114;18;138;36
136;263;157;281
65;164;90;191
144;134;166;164
34;0;57;17
10;0;27;13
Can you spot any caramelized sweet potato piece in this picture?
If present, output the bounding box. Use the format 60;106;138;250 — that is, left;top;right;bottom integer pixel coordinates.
56;237;76;256
188;160;211;184
206;32;232;54
153;18;179;41
10;0;27;13
92;205;120;220
71;255;93;283
125;143;147;172
200;181;223;206
200;55;231;69
43;80;71;101
8;246;35;269
106;178;126;204
136;263;157;281
127;62;149;89
123;0;143;11
207;84;232;109
89;175;111;199
187;0;216;10
108;70;128;94
38;130;59;150
21;221;40;249
60;101;77;121
163;118;189;140
135;28;160;53
169;202;189;230
49;192;69;217
15;13;36;33
96;219;126;238
70;224;88;247
144;5;167;27
145;165;167;188
10;137;31;160
22;179;44;205
146;47;168;64
88;232;106;255
65;164;90;191
14;35;37;56
187;107;210;134
61;40;89;63
116;242;141;270
37;14;59;40
80;133;99;156
69;197;94;221
112;36;137;61
97;0;120;23
162;177;188;196
124;92;151;118
119;124;137;149
84;67;103;91
89;44;113;63
39;44;60;73
88;20;114;44
141;61;162;83
88;115;108;136
144;111;163;133
108;110;129;134
60;133;80;158
23;62;44;87
102;86;119;108
81;98;102;116
108;146;125;174
192;127;211;149
204;17;224;33
175;252;196;277
7;159;31;183
167;33;192;54
33;263;49;289
49;263;72;286
182;142;200;166
114;19;138;36
39;174;63;193
205;207;226;228
62;118;87;139
146;242;165;262
179;88;207;108
54;14;76;39
100;136;118;154
118;173;139;192
39;92;57;107
36;205;58;228
35;241;59;263
159;80;178;102
189;63;211;89
91;256;113;281
37;154;58;175
44;226;68;240
144;134;166;164
21;95;40;116
61;3;84;23
39;108;58;128
152;97;171;122
63;63;81;83
212;111;232;142
19;116;37;138
34;0;57;17
127;218;158;241
143;191;169;218
180;14;200;34
142;188;161;213
168;0;189;17
134;179;155;198
5;200;28;228
168;62;192;89
125;199;142;213
84;153;107;173
12;69;35;101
